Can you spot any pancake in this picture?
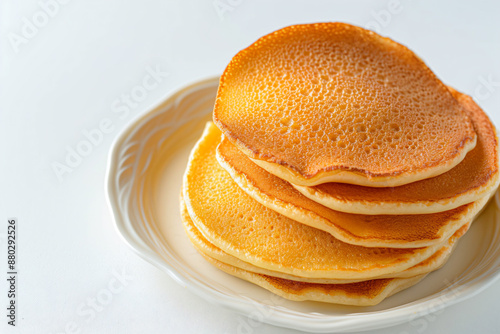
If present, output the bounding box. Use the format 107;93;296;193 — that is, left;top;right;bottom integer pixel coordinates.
213;22;477;187
217;136;488;248
292;88;499;215
201;253;426;306
183;122;453;280
181;199;469;284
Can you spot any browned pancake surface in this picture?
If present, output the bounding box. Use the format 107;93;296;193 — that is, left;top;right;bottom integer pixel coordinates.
214;23;476;184
200;252;426;305
183;123;451;279
182;197;469;283
307;88;498;204
218;136;480;247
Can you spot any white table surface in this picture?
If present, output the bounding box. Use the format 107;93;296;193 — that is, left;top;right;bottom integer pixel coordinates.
1;0;500;333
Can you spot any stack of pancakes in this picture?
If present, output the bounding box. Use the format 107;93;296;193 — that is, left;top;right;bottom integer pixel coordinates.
180;23;499;306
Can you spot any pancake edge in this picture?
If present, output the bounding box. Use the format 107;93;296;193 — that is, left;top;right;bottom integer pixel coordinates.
216;138;487;248
183;122;457;279
293;175;499;215
200;252;427;306
181;197;465;283
246;138;476;187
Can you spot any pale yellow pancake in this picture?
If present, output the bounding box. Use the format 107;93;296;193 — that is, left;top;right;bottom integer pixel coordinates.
213;23;476;187
292;88;499;215
217;136;487;248
183;122;454;280
201;253;426;306
181;199;468;284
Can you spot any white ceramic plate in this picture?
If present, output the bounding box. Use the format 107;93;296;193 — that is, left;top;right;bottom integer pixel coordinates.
106;77;500;333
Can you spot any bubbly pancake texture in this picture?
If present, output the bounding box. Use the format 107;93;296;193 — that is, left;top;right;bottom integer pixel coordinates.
216;136;485;248
183;122;449;280
293;88;499;214
201;253;426;306
213;22;477;187
181;200;468;284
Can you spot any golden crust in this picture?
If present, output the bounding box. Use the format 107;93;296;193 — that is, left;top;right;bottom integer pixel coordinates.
200;252;426;306
213;23;476;187
182;122;453;280
292;88;499;214
181;198;468;284
217;135;487;248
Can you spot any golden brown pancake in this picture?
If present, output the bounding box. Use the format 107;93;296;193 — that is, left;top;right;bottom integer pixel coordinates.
213;23;476;187
181;199;468;284
292;88;499;214
216;136;487;248
201;253;426;306
183;122;454;280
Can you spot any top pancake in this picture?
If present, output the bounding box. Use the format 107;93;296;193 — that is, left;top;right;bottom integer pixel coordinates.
213;22;477;187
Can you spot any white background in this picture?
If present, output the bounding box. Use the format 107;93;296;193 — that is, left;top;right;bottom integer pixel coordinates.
1;0;500;333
